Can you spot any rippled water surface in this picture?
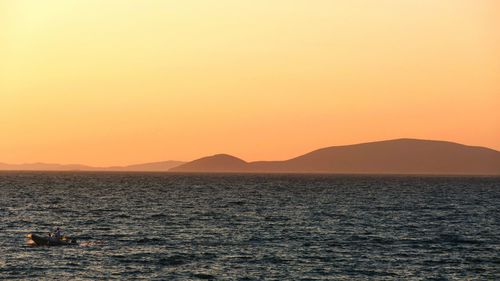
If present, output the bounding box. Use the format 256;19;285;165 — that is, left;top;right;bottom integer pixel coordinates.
0;172;499;280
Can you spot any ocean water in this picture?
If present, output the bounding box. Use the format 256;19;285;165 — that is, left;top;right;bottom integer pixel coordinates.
0;172;499;280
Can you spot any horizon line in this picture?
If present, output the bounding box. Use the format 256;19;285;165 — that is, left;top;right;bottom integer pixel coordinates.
1;137;499;168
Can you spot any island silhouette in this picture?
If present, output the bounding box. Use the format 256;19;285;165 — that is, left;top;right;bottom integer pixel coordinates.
170;139;500;175
0;160;184;172
1;139;499;175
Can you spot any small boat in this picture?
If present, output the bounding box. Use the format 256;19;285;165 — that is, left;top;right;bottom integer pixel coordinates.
27;233;77;246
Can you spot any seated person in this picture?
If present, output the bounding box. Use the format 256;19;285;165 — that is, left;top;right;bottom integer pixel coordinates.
54;227;62;239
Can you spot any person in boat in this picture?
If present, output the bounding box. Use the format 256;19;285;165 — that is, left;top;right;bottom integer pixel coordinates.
54;227;62;240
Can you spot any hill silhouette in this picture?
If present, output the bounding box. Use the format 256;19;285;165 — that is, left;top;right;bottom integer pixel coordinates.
171;154;248;172
0;160;185;172
0;162;96;171
170;139;500;175
2;139;499;174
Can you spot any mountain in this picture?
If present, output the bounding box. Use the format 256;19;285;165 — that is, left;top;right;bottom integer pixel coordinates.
169;154;248;173
0;161;185;172
170;139;500;175
3;139;499;174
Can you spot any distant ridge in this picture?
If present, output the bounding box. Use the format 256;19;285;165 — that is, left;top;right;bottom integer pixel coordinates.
0;162;96;171
170;139;500;175
3;139;499;174
171;154;248;173
104;160;185;172
0;160;185;172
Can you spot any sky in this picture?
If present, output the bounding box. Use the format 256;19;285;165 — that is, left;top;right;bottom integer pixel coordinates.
1;0;499;166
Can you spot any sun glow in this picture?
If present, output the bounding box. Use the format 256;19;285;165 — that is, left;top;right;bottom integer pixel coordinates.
1;0;499;166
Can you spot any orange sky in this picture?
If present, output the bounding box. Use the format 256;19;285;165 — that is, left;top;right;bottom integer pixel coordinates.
1;0;499;166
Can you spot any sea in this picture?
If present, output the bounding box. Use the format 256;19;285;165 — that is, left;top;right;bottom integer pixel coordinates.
0;172;498;280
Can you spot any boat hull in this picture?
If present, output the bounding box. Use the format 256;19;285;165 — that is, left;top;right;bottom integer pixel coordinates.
28;234;76;246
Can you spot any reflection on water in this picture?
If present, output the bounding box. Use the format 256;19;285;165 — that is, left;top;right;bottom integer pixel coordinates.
0;172;499;279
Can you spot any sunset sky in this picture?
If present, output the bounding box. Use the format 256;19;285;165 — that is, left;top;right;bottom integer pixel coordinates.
1;0;499;166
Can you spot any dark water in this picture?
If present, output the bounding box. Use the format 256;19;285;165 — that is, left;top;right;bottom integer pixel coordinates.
0;172;499;280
